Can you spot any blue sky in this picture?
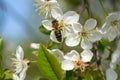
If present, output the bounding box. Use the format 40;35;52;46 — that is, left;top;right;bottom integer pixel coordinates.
1;0;42;43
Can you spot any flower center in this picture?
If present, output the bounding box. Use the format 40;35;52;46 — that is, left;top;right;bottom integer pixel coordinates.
111;20;120;31
45;0;50;1
81;31;87;37
78;29;87;37
40;1;51;14
74;60;89;72
111;20;119;26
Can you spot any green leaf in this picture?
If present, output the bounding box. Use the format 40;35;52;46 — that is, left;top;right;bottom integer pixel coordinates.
0;38;3;51
0;38;3;66
84;73;93;80
4;70;13;80
35;77;48;80
98;39;111;52
0;38;5;80
90;70;102;80
39;25;51;35
66;71;75;80
0;38;3;65
100;39;112;47
98;41;105;52
0;69;13;80
47;41;57;49
37;44;64;80
0;55;2;68
65;0;81;8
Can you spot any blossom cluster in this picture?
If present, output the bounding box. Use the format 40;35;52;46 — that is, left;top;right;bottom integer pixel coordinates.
10;0;120;80
34;0;120;72
34;0;99;72
12;46;29;80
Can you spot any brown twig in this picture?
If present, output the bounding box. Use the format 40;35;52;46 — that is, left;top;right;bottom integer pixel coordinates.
79;0;92;17
93;42;106;80
84;0;92;17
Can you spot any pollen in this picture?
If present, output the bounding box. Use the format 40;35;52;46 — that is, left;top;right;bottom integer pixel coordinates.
78;29;87;37
111;20;119;26
74;60;89;72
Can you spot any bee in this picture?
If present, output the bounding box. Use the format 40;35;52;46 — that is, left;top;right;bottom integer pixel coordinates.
52;20;62;42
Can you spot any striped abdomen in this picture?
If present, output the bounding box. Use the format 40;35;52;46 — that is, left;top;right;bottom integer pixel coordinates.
54;30;62;42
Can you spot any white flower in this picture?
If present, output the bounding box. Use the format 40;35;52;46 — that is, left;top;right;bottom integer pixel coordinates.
106;68;117;80
61;50;93;71
13;74;20;80
30;43;39;49
101;12;120;41
110;40;120;69
13;63;28;80
30;43;64;61
30;43;40;56
42;9;79;42
101;48;110;60
12;46;28;80
106;40;120;80
34;0;60;18
49;49;64;61
65;18;102;49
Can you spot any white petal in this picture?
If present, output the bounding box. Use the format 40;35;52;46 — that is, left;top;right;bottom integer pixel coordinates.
50;2;60;8
107;33;117;42
106;12;120;23
30;43;39;49
88;30;102;42
84;18;97;31
13;74;20;80
111;49;120;64
49;0;57;2
101;23;109;34
106;68;117;80
51;7;63;20
50;49;64;61
49;0;58;2
101;49;110;60
65;33;80;47
16;46;24;61
63;25;74;37
50;31;60;43
42;20;53;30
110;62;116;69
64;50;80;61
19;62;28;80
105;27;117;41
61;60;74;71
15;63;23;74
81;50;93;62
81;38;92;49
72;23;82;33
64;11;79;24
117;40;120;49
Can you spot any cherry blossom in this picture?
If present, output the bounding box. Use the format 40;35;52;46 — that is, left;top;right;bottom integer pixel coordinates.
101;12;120;41
34;0;60;18
42;8;79;42
12;46;28;80
65;18;102;49
49;49;64;61
61;50;93;71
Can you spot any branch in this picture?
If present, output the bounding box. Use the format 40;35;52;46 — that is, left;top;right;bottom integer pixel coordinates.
93;42;106;80
83;0;92;17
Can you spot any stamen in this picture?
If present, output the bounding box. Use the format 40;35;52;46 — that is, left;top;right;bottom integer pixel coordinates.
111;20;118;26
74;60;89;72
